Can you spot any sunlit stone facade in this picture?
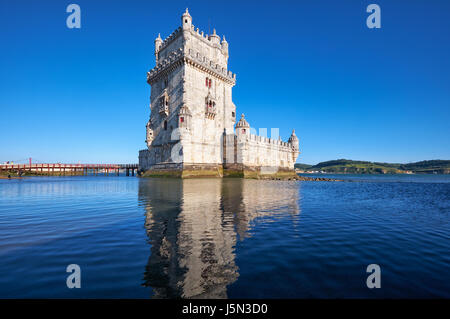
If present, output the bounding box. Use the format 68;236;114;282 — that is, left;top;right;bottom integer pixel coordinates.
138;9;299;178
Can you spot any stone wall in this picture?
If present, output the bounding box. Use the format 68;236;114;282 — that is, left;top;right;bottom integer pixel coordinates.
237;133;297;169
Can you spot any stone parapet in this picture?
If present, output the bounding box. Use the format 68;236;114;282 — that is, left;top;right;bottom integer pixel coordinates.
147;48;236;85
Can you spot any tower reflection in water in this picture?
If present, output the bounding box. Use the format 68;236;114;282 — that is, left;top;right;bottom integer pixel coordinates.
138;178;300;298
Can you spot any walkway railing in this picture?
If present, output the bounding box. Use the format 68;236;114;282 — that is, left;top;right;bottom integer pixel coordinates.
0;163;139;176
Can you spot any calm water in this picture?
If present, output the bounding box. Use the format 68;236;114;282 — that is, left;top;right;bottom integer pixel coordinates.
0;175;449;298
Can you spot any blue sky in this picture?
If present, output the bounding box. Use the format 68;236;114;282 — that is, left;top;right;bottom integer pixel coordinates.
1;0;449;164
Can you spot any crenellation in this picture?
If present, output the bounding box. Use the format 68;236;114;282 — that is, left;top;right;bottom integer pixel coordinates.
148;47;235;85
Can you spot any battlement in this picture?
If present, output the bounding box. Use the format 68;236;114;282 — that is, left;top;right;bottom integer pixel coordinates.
243;133;295;149
157;27;183;53
155;9;229;72
157;24;226;55
147;47;236;85
186;48;234;79
190;25;224;49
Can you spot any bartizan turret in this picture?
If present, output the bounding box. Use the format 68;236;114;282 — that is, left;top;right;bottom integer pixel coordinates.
146;119;154;148
209;28;221;45
221;35;229;58
181;8;192;30
288;129;300;162
235;114;250;138
154;33;162;63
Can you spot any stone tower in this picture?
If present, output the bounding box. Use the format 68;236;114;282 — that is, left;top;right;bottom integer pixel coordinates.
139;9;299;178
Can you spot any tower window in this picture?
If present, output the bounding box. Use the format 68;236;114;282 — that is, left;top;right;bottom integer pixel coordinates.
232;111;235;118
205;77;208;87
185;19;187;23
209;79;212;88
164;120;167;130
180;117;184;123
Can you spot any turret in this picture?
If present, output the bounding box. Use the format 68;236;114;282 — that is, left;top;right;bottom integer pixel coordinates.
146;119;154;148
154;33;162;62
288;129;300;162
235;114;250;137
221;35;228;57
288;129;299;149
181;8;192;30
178;104;192;131
209;28;221;45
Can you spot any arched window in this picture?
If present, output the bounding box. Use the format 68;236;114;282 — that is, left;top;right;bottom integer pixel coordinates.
164;120;167;130
209;79;212;88
205;77;208;87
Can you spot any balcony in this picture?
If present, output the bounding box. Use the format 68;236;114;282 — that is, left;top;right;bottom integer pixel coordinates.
205;103;216;120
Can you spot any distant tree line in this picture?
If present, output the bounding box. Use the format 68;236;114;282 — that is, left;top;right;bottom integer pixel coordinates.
294;159;450;174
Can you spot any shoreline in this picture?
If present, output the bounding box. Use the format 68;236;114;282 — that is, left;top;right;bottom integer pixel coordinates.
297;172;449;175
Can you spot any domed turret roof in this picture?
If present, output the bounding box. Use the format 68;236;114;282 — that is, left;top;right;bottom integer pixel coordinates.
235;114;250;128
289;129;299;143
221;35;228;44
182;8;191;18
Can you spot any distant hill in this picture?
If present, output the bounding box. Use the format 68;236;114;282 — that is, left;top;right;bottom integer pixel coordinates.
398;160;450;174
295;159;450;174
294;163;313;170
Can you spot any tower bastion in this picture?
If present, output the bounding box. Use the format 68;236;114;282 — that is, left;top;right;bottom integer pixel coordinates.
139;9;300;178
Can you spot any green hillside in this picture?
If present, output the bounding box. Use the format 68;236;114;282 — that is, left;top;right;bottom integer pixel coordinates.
294;163;313;170
296;159;450;174
398;160;450;174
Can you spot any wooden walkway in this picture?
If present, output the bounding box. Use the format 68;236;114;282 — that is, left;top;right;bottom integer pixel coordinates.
0;163;139;176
